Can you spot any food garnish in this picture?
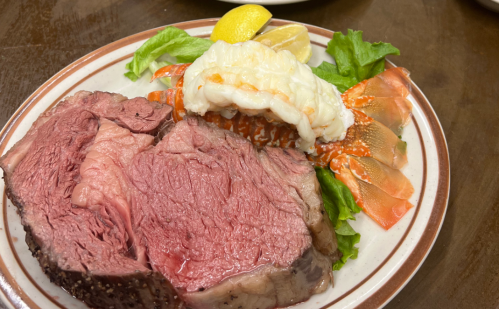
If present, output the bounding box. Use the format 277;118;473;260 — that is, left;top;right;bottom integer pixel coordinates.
124;26;212;81
210;4;272;44
315;166;361;270
312;29;400;93
253;23;312;63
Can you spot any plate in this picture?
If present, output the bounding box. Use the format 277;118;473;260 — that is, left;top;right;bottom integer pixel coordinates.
0;19;450;309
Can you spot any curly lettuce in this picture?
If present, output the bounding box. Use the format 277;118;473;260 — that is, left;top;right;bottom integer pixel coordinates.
312;29;400;92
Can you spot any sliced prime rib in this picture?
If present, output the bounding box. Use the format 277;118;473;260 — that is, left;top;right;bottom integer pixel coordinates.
0;91;179;309
128;117;339;308
0;91;339;309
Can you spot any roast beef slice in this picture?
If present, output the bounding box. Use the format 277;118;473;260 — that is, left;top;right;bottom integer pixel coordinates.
0;92;178;309
128;117;338;308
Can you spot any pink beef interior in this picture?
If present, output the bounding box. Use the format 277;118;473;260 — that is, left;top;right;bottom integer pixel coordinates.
128;118;312;292
72;118;155;267
7;107;149;274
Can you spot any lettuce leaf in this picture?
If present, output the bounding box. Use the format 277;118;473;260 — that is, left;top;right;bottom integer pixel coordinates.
311;62;357;93
124;71;139;82
334;222;361;271
312;29;400;92
125;26;213;81
315;166;362;270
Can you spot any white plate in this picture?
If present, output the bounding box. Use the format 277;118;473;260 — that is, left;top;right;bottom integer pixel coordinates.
0;19;450;309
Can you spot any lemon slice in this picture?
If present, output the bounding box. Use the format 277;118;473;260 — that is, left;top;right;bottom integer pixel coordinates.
253;24;312;63
210;4;272;44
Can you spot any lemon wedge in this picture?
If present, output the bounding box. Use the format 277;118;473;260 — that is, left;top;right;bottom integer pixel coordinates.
210;5;272;44
253;24;312;63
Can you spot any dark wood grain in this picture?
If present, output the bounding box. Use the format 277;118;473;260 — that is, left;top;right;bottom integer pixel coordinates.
0;0;498;308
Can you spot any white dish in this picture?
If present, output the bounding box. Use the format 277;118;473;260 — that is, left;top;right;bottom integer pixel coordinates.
0;18;450;309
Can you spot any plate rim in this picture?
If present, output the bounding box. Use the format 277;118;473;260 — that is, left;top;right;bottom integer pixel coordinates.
0;18;450;309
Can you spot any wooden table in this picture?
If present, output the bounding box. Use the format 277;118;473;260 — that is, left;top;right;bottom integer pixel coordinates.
0;0;498;308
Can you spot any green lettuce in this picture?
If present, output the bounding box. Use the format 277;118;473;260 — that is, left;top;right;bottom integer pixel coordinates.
312;29;400;92
125;26;213;81
315;166;362;270
334;222;361;271
311;62;357;93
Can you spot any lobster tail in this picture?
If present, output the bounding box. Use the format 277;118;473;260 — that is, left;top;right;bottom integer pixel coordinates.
147;64;416;230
